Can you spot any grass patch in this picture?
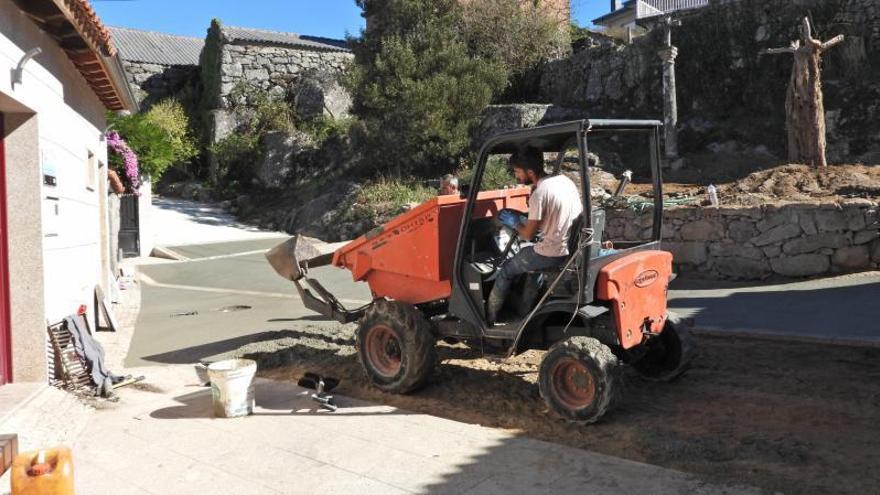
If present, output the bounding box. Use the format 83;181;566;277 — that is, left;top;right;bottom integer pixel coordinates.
339;178;435;224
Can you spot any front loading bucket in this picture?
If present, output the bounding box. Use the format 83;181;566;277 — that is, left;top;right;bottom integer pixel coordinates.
266;236;367;324
265;236;305;281
265;235;337;281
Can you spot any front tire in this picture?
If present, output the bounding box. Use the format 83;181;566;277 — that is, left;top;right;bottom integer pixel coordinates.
356;300;436;393
538;337;620;424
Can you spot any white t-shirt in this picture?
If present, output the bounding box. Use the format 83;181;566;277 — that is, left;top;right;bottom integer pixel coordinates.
528;174;583;257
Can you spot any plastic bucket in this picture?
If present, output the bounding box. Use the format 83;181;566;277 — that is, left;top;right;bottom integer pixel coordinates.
207;359;257;418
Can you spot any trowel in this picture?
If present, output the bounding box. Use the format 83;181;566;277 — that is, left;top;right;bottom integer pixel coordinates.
297;372;340;412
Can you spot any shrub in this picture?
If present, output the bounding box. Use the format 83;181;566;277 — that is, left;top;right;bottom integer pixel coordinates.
227;83;294;135
209;131;261;188
107;99;198;182
458;154;514;191
461;0;569;77
209;83;296;188
345;0;507;178
297;115;354;143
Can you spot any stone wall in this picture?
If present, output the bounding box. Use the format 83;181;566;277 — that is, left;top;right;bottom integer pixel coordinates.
121;60;200;109
207;38;351;110
606;200;880;279
537;0;880;163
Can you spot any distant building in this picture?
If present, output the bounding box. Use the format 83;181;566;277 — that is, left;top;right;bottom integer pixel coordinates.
593;0;709;34
201;23;352;110
109;27;204;109
1;0;136;385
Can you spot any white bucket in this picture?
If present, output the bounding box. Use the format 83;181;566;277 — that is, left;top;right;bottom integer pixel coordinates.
207;359;257;418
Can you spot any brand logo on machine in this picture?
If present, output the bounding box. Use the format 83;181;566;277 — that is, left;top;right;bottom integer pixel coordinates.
634;270;659;288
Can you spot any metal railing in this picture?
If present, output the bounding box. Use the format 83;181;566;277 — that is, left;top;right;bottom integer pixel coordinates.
636;0;709;19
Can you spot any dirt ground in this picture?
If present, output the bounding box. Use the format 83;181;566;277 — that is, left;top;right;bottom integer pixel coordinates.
243;324;880;495
601;163;880;206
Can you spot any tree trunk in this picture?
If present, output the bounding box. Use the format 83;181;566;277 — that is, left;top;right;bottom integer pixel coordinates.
766;19;842;168
785;50;827;167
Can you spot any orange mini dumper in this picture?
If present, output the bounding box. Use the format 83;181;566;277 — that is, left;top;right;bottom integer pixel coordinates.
268;120;694;423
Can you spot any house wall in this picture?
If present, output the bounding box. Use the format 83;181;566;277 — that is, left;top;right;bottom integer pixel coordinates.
0;0;111;382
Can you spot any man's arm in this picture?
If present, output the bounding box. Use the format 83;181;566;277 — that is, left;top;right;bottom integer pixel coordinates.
517;219;540;240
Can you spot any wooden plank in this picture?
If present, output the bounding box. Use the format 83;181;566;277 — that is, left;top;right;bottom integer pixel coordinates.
0;434;18;476
46;320;94;393
95;286;119;332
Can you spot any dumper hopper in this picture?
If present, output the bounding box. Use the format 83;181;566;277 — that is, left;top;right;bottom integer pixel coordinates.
266;188;530;322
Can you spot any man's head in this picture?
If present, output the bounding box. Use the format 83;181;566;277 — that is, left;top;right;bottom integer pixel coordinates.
439;174;459;195
509;147;545;186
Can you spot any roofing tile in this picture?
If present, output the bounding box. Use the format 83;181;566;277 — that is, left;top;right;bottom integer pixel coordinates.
221;26;350;52
65;0;115;55
109;26;204;66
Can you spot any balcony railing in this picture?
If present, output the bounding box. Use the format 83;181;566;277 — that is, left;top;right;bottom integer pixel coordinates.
636;0;710;19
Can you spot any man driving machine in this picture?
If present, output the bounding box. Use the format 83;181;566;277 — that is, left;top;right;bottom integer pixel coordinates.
487;147;583;325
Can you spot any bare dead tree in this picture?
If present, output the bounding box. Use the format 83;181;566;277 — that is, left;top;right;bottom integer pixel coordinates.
762;17;844;167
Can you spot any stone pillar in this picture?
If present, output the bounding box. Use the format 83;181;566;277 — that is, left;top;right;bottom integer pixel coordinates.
658;46;681;168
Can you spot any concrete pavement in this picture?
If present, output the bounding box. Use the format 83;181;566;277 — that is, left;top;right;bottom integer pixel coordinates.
70;377;758;495
151;196;286;247
128;238;371;367
669;271;880;345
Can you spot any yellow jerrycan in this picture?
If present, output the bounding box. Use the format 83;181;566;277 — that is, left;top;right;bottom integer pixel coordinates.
11;446;75;495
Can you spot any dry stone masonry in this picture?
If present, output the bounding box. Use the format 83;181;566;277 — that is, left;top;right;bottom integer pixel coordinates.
217;43;351;109
202;22;352;112
122;62;199;109
109;27;205;109
536;0;880;164
606;200;880;280
196;22;354;183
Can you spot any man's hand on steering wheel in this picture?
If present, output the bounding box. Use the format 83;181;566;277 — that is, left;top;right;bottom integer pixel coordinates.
492;224;519;270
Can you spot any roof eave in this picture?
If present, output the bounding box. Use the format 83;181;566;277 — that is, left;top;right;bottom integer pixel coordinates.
227;39;350;53
12;0;132;111
592;8;634;25
103;52;138;112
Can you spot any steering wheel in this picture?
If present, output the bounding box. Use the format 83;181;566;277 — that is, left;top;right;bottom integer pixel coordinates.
490;209;525;271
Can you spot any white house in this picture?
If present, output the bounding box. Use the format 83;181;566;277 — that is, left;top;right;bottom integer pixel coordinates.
0;0;137;386
593;0;710;33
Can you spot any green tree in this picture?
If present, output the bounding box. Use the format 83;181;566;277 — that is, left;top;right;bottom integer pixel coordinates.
345;0;507;177
461;0;569;78
108;99;198;181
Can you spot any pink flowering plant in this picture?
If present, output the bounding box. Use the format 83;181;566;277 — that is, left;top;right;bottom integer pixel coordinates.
106;131;141;193
106;99;199;193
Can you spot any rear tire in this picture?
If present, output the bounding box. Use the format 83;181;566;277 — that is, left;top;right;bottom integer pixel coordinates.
538;337;620;424
356;300;436;393
632;313;696;382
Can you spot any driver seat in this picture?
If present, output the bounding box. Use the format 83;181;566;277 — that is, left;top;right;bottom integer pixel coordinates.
515;209;605;311
533;208;606;273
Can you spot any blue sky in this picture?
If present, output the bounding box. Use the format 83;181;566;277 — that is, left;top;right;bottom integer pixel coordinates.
92;0;609;39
